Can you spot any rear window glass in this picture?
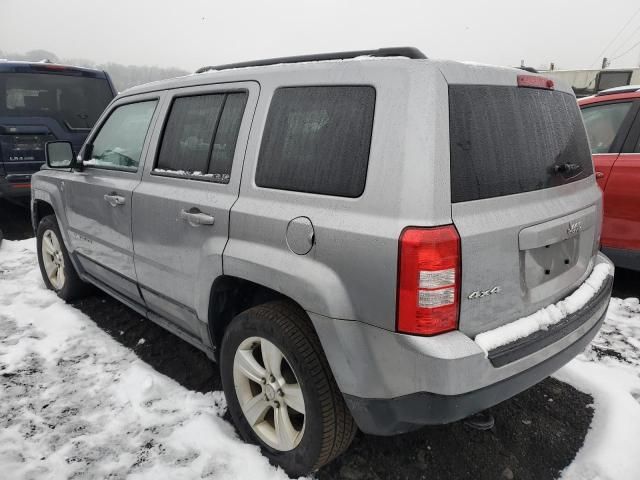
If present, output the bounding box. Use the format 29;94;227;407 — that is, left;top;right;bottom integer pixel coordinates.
580;102;632;154
449;85;593;203
155;92;247;183
256;86;375;197
0;72;114;130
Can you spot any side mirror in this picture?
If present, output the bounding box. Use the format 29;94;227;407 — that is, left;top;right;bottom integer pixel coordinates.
46;141;75;169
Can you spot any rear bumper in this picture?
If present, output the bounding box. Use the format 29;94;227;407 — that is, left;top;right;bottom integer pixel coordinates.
310;252;613;435
343;293;607;435
0;174;32;198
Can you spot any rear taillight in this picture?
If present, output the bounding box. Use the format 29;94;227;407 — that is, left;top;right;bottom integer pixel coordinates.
396;225;461;335
517;74;554;90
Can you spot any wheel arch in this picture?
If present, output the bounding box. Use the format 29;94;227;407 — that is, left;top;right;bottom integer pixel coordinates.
207;275;309;354
32;199;56;230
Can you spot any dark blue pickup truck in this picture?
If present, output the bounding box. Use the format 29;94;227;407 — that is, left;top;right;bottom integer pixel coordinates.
0;61;116;199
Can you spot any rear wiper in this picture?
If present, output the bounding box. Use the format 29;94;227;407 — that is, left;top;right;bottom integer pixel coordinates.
551;162;582;175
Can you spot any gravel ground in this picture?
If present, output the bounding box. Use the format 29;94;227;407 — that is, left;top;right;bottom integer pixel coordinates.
2;199;639;479
0;199;33;242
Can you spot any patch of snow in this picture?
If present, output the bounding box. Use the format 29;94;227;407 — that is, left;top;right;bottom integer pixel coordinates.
555;296;640;480
83;158;114;167
475;263;613;354
153;168;212;177
0;239;297;480
153;168;230;183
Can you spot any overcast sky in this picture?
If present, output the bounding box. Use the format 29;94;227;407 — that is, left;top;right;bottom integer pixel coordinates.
2;0;640;72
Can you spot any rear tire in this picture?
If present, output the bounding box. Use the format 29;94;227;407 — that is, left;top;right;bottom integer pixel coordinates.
36;214;87;301
220;301;357;476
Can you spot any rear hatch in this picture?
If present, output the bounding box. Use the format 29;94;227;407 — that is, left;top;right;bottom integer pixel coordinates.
0;124;55;180
0;64;115;182
440;64;600;337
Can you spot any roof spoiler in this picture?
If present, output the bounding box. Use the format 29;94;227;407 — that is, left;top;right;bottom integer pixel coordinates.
195;47;427;74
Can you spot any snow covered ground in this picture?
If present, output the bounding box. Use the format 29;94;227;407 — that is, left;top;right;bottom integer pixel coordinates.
555;296;640;480
1;237;639;480
0;239;294;480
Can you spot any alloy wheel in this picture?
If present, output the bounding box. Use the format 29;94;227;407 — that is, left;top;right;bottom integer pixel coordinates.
233;336;306;451
41;229;65;290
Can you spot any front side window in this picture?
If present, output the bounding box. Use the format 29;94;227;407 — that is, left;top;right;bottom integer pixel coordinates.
256;86;376;197
155;92;248;183
581;102;633;154
86;100;157;171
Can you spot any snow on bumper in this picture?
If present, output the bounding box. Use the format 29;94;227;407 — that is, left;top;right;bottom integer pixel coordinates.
475;261;614;355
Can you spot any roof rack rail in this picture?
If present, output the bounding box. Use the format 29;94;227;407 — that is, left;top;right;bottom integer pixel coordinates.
195;47;427;74
596;85;640;96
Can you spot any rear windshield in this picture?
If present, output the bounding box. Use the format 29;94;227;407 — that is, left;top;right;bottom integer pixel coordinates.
449;85;593;203
0;72;114;130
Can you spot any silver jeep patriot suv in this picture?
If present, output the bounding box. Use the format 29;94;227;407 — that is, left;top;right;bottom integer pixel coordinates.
31;47;614;476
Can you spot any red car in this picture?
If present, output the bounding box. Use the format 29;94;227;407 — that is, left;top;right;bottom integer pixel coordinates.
579;86;640;271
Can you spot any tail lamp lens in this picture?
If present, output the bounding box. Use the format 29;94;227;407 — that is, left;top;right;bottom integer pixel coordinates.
397;225;461;335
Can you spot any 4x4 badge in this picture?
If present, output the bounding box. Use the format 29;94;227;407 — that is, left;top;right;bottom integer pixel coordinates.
468;286;501;300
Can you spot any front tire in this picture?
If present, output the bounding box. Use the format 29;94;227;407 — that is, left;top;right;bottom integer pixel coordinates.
36;214;86;301
220;301;357;476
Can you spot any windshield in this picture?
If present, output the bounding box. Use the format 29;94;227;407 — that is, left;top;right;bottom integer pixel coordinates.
0;72;114;130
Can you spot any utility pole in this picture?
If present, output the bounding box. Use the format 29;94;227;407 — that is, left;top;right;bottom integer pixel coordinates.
601;57;609;69
550;62;555;71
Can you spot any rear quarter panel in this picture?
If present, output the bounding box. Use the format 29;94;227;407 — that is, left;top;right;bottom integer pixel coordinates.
224;60;451;330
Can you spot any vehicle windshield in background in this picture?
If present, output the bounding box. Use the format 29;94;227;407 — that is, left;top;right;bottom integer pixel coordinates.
449;86;594;203
0;73;114;130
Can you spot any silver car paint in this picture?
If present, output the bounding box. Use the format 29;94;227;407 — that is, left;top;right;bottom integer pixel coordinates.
131;82;260;339
31;57;610;405
224;60;451;329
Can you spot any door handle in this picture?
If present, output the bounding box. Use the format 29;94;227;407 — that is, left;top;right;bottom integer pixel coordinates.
104;193;125;207
179;208;215;226
595;171;605;179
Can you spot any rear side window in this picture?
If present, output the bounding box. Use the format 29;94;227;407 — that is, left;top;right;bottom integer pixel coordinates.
449;85;594;203
256;86;375;197
580;102;633;154
156;92;248;183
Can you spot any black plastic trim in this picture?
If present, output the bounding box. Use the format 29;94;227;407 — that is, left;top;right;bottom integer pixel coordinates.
195;47;426;73
79;266;214;359
622;100;640;153
487;275;613;367
139;284;198;316
620;100;640;153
